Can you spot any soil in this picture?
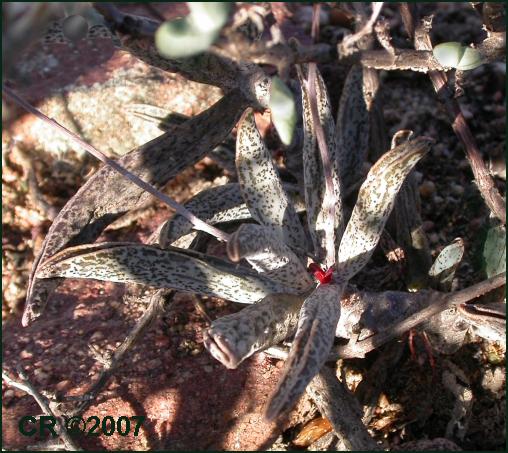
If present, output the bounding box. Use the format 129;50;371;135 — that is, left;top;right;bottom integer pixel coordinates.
2;2;505;451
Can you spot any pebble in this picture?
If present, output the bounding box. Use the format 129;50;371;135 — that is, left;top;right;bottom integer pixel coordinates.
204;365;214;373
90;331;104;342
433;195;444;204
419;180;436;198
429;233;440;244
146;358;162;370
34;369;50;383
4;389;15;399
20;349;33;360
422;220;435;232
56;380;72;392
461;107;474;120
450;183;465;196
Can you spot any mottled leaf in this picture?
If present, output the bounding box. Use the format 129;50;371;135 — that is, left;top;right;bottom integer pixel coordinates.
227;224;314;291
297;65;343;261
337;137;432;281
266;284;344;420
204;293;305;369
24;90;248;325
156;183;306;249
483;225;506;278
236;108;308;256
335;65;370;189
35;243;295;303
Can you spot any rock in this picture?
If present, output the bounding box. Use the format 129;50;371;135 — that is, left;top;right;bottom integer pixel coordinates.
419;180;436;198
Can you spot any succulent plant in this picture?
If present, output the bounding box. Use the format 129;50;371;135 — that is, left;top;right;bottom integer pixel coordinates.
28;58;433;419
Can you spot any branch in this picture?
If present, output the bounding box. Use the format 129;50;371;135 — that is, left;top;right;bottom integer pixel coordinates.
336;273;506;358
2;368;81;451
2;86;231;242
398;6;506;224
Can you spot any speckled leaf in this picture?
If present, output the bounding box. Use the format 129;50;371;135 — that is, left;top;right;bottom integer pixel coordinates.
429;238;465;287
157;183;306;249
266;284;344;420
35;243;295;303
204;293;305;369
337;137;432;281
335;65;370;189
483;225;506;278
23;90;248;326
227;224;314;291
297;65;344;261
236;109;308;257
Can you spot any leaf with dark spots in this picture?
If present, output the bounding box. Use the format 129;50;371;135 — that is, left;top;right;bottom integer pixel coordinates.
35;243;296;304
227;224;314;291
336;137;432;281
236;109;308;258
23;90;249;325
335;65;370;189
297;64;344;262
204;293;305;369
265;284;344;421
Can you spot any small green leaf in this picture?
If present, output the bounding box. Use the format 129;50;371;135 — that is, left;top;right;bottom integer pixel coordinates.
429;237;464;288
269;77;297;146
433;42;483;71
187;2;231;33
155;18;218;59
483;225;506;278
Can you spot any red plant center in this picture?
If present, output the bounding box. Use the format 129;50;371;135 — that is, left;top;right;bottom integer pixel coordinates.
308;263;334;284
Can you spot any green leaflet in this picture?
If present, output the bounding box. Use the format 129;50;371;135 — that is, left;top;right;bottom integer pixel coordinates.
35;243;296;304
266;284;344;421
236;109;308;258
227;224;314;291
429;237;465;289
337;137;432;281
483;225;506;278
155;3;230;59
269;76;297;146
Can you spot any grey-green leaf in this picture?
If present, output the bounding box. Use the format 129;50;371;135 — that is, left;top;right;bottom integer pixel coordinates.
270;76;297;146
266;283;344;420
204;293;305;369
227;224;314;291
155;18;219;59
483;225;506;278
429;237;465;288
35;243;295;303
337;137;432;281
23;90;248;326
236;109;308;256
297;65;343;261
336;65;370;189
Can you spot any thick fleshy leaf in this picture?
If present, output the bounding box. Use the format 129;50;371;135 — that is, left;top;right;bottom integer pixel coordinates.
156;183;306;249
429;237;465;288
337;137;432;281
203;293;305;369
227;224;314;291
297;65;343;261
35;243;295;303
269;76;297;145
335;65;370;189
483;225;506;278
266;283;344;420
23;90;248;325
236;109;308;256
